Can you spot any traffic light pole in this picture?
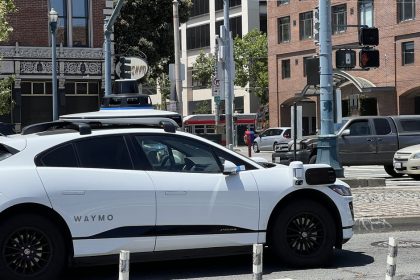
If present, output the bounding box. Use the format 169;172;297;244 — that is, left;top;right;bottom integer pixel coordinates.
317;0;343;177
172;0;183;116
224;0;234;149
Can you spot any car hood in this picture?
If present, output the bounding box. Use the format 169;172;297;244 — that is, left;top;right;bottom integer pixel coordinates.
397;144;420;154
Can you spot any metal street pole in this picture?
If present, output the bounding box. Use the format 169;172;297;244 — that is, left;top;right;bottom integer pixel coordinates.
317;0;343;176
104;0;125;96
49;8;59;121
224;0;233;149
173;0;183;116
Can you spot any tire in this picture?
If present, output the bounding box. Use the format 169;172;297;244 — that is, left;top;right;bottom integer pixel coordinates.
309;155;317;164
384;165;404;178
0;214;67;280
253;142;260;153
270;200;336;267
409;174;420;180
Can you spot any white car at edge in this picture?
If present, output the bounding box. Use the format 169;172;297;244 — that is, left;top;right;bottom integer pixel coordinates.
393;144;420;180
0;120;353;280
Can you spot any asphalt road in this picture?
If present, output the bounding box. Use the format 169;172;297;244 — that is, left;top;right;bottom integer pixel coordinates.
65;230;420;280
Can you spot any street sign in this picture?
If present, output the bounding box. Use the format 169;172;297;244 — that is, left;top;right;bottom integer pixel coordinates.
115;57;148;80
212;77;221;97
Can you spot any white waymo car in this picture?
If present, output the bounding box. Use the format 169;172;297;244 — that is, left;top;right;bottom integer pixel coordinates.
0;119;353;280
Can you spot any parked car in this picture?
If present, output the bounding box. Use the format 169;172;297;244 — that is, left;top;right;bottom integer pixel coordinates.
0;122;14;136
272;115;420;177
0;119;353;280
393;144;420;180
253;127;291;152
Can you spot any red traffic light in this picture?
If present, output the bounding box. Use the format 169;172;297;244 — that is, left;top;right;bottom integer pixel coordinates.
359;49;380;68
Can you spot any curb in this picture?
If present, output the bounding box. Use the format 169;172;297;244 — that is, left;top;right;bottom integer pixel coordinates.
353;216;420;234
340;177;386;188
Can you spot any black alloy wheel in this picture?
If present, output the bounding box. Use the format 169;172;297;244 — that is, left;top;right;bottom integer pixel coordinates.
3;227;52;276
271;200;335;267
0;214;67;280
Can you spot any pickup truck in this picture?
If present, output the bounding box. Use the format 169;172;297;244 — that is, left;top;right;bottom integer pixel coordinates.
272;115;420;177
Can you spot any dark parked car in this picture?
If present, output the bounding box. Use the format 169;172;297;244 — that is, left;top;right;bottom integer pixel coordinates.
0;123;14;136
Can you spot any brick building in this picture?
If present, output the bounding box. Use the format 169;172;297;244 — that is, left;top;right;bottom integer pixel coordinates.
0;0;113;129
268;0;420;133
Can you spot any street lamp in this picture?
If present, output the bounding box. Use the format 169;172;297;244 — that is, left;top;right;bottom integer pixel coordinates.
49;8;59;121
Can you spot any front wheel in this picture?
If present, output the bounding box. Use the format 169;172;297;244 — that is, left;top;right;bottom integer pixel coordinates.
253;142;260;153
270;200;336;267
384;165;404;178
0;214;67;280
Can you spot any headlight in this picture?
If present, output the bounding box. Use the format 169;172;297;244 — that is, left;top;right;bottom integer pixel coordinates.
328;184;352;196
411;153;420;159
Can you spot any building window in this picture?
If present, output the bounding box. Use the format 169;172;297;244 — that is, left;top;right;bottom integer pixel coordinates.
186;24;210;50
216;16;242;39
299;11;313;40
282;59;291;79
50;0;90;47
332;4;347;34
21;81;53;95
402;41;414;65
359;0;373;27
277;0;289;5
190;0;209;17
65;81;101;95
277;16;290;43
215;0;241;11
397;0;415;22
303;56;313;77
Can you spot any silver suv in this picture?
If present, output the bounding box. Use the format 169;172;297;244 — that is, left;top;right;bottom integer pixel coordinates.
253;127;291;152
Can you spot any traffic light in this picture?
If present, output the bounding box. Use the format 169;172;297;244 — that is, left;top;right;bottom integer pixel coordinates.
359;27;379;46
306;57;320;86
359;49;380;68
336;49;356;69
119;57;132;79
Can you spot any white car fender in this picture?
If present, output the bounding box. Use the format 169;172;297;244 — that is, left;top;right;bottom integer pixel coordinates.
0;167;52;213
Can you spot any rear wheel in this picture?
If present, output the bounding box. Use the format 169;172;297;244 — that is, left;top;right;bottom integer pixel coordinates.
0;214;67;280
409;174;420;180
384;165;404;178
253;142;260;153
270;200;336;267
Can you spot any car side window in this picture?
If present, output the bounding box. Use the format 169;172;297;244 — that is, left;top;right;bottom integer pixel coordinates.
274;129;283;136
283;129;291;138
348;120;371;136
133;135;222;173
374;119;391;135
39;144;78;167
75;135;133;170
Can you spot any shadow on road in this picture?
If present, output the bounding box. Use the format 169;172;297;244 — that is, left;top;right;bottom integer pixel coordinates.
64;248;374;279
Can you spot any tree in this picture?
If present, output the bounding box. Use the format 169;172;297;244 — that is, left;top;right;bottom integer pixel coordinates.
0;0;15;116
114;0;192;80
191;29;268;105
191;51;214;88
234;29;268;105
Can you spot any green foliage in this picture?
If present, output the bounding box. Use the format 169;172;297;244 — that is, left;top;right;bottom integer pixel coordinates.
0;0;15;42
114;0;192;79
192;51;214;88
194;100;211;114
0;0;15;115
0;77;15;115
234;29;268;105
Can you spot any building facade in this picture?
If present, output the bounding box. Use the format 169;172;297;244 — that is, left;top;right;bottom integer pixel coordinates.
0;0;112;129
268;0;420;133
150;0;267;116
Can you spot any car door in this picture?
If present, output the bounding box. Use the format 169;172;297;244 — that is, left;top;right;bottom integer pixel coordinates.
373;118;398;164
131;134;260;252
338;119;377;165
36;135;156;257
260;129;272;150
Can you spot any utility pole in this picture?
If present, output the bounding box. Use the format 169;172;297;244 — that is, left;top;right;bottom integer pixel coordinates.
223;0;234;149
172;0;183;116
317;0;343;177
104;0;125;97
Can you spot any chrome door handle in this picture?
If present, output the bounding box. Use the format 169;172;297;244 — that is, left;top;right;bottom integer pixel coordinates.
367;138;374;142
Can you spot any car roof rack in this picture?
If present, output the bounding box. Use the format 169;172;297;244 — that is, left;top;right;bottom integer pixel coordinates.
21;118;178;135
21;121;92;135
